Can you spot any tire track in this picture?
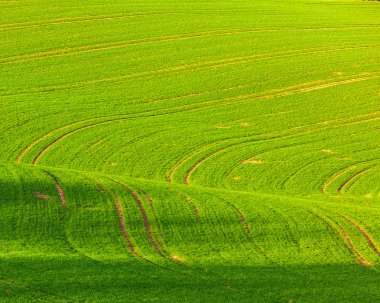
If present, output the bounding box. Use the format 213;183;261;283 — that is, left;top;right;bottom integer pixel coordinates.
102;179;178;272
31;120;117;164
143;193;165;242
337;168;372;194
337;213;380;256
44;171;67;210
0;12;180;31
168;141;222;183
175;191;201;218
336;221;372;266
322;160;380;194
215;196;251;237
230;74;380;108
109;181;198;272
112;190;137;255
1;26;377;65
111;180;162;256
0;28;286;64
184;148;224;185
41;171;108;265
15;118;108;163
309;210;372;266
0;39;379;67
168;110;294;183
183;112;380;185
1;44;375;94
19;73;379;165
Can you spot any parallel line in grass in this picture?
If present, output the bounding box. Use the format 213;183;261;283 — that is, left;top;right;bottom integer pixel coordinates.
112;190;137;256
223;141;312;186
0;46;344;95
168;141;222;183
206;72;380;110
337;213;380;256
8;158;376;213
30;121;117;165
0;28;290;64
143;192;166;242
240;141;309;166
174;190;201;218
17;113;177;164
229;74;380;108
17;73;379;165
105;179;179;273
1;15;379;31
0;12;183;31
214;195;251;237
42;170;108;264
1;45;376;93
111;179;163;256
335;222;372;266
1;32;376;66
95;178;184;269
168;110;294;183
337;168;373;194
109;180;198;272
322;160;380;194
169;76;380;181
4;68;376;101
182;113;380;185
309;210;372;266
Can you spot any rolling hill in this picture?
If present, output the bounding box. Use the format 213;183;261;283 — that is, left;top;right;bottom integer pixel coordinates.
1;0;379;302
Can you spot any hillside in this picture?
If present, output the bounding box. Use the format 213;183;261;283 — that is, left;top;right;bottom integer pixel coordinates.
1;0;379;302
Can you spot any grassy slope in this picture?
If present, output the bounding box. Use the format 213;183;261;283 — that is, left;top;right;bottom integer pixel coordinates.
1;0;379;302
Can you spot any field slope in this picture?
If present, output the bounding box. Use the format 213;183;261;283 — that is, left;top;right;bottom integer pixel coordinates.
1;0;379;302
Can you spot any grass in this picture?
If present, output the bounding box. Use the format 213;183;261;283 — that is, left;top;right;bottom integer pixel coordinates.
1;0;379;302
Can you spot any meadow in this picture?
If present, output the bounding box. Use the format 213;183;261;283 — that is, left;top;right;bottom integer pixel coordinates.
0;0;379;302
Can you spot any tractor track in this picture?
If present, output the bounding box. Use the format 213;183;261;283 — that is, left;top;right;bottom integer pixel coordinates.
337;213;380;256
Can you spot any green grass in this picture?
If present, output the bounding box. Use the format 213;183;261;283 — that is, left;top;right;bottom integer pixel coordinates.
1;0;379;302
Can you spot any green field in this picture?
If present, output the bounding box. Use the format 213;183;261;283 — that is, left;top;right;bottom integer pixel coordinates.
1;0;380;302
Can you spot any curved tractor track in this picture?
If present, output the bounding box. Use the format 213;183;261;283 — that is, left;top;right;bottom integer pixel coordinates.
337;213;380;256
